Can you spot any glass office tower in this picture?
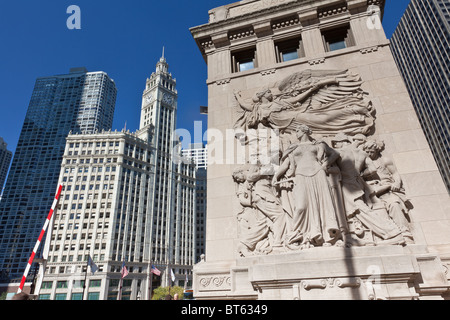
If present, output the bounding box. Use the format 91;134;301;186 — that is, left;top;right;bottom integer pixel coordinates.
0;137;13;198
390;0;450;193
0;68;117;283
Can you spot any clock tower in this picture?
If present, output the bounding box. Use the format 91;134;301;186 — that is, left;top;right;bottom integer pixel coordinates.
140;50;177;151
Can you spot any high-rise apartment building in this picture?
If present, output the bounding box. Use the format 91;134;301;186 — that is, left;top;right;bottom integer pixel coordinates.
0;137;13;197
0;68;117;285
35;56;197;300
390;0;450;193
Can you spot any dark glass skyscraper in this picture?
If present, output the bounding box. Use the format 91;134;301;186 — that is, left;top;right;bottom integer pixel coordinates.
0;68;117;282
390;0;450;192
0;137;13;197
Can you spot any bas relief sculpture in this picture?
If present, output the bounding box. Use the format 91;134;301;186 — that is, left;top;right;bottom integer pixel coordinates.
232;70;414;257
233;69;375;149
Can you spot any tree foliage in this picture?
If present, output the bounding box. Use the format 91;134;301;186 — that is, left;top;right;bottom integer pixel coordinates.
151;286;184;300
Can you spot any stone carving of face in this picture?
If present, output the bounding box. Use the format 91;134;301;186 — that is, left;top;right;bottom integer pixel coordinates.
365;148;377;160
263;90;273;102
295;125;312;140
296;130;306;140
362;140;383;160
232;169;246;183
255;89;273;103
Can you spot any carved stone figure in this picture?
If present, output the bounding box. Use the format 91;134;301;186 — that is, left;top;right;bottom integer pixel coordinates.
233;166;271;257
320;140;350;240
331;133;405;245
246;164;286;251
272;125;346;249
362;139;414;244
233;70;375;145
231;70;415;256
233;164;286;256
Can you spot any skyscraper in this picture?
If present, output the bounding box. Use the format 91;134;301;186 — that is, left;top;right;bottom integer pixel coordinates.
140;54;197;289
35;55;197;300
182;143;208;170
390;0;450;193
0;137;13;197
182;143;207;263
0;68;117;284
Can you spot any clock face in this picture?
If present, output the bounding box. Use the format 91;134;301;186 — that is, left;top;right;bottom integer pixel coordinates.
163;93;173;106
145;94;153;104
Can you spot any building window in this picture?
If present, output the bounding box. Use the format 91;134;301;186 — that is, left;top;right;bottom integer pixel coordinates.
54;293;67;300
275;37;305;62
322;24;355;52
41;281;53;289
90;279;101;288
73;280;85;288
231;48;257;73
71;292;83;300
38;294;51;300
88;292;100;300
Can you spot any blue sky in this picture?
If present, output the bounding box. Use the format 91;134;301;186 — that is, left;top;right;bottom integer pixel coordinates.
0;0;410;154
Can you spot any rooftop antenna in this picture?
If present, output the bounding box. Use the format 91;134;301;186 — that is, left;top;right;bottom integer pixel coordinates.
162;46;165;59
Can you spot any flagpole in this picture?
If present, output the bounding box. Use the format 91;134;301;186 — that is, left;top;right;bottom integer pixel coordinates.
117;260;128;300
118;261;123;301
148;261;153;300
117;277;123;300
169;266;173;297
82;259;88;300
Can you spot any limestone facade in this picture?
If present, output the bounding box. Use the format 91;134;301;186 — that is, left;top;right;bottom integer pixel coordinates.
190;0;450;300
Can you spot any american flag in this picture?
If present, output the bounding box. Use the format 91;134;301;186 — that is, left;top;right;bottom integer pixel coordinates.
121;262;129;279
151;265;161;276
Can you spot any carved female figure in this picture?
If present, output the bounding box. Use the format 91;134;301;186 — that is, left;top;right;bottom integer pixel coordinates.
272;125;345;249
233;70;375;139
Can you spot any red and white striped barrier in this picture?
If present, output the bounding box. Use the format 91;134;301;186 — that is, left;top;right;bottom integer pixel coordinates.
17;184;63;294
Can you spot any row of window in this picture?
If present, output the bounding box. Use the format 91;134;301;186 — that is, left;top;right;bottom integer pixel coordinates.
147;76;175;91
48;253;106;264
63;174;116;183
231;24;355;72
62;183;115;193
41;279;101;289
65;157;118;165
65;166;117;174
67;148;119;156
39;292;100;300
69;141;120;149
53;220;110;231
